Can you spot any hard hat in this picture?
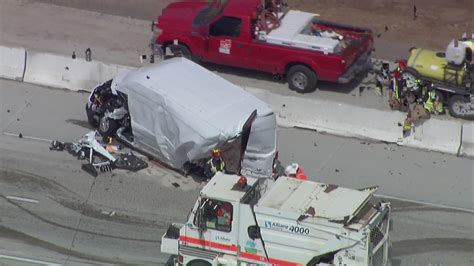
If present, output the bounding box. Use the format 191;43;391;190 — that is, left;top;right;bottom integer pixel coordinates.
285;163;299;176
396;60;407;70
211;148;221;158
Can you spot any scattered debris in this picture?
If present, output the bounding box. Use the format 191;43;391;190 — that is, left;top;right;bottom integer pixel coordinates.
172;182;180;188
50;131;148;177
313;142;317;147
16;118;20;121
18;133;23;138
7;109;10;113
384;25;389;32
335;169;340;173
282;104;286;107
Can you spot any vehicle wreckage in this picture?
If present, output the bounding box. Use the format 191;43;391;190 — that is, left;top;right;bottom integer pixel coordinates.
50;131;148;177
84;57;278;178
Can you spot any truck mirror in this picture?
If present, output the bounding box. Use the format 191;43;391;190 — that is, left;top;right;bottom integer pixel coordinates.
466;48;472;63
247;225;261;239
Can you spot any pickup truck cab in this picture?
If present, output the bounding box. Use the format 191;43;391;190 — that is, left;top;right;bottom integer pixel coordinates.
151;0;374;93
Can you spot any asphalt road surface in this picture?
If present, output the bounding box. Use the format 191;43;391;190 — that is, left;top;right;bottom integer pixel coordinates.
1;80;473;265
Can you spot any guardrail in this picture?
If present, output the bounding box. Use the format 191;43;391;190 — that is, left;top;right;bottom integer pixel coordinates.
0;45;472;157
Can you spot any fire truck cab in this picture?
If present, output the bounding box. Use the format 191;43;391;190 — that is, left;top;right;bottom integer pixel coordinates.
161;173;391;265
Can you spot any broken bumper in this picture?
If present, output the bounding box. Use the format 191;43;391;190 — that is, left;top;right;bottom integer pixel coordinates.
338;53;372;84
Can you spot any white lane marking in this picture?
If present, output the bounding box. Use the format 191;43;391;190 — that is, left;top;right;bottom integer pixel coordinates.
6;196;39;204
377;193;474;213
0;254;62;266
3;131;52;143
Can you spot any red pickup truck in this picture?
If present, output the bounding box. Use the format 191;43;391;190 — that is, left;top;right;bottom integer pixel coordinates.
151;0;374;93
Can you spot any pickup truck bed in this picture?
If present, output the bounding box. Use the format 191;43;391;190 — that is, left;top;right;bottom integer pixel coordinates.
265;10;340;54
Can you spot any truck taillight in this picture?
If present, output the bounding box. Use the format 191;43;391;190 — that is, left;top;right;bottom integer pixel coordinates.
178;255;183;264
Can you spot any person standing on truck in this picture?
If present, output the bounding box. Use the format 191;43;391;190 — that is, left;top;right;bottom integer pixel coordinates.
204;148;226;179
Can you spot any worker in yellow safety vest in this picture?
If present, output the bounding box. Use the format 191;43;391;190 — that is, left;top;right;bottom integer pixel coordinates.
424;90;444;115
204;148;226;178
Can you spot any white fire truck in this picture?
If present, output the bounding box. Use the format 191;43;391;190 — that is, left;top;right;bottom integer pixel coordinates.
161;173;391;265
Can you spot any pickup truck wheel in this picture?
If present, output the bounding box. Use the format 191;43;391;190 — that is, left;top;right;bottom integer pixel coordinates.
98;116;120;139
448;95;474;120
287;65;317;93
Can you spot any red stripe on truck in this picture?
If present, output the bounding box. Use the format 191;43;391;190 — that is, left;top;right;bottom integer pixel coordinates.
179;236;238;252
180;235;301;265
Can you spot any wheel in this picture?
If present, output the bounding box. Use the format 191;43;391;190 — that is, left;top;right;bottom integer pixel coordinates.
287;65;317;93
402;69;418;89
448;95;474;120
98;116;120;139
85;104;98;128
188;259;212;266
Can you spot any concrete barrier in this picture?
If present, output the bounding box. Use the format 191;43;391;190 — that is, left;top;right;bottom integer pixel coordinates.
400;118;463;155
459;122;474;157
23;51;133;91
245;87;405;143
245;87;468;155
0;46;26;81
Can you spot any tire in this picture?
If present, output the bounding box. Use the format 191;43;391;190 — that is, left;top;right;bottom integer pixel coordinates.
448;95;474;120
188;259;212;266
98;116;120;139
85;104;98;128
402;68;419;89
287;65;317;93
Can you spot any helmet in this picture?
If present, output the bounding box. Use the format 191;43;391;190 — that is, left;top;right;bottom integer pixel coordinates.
211;148;221;158
284;163;299;177
395;60;407;71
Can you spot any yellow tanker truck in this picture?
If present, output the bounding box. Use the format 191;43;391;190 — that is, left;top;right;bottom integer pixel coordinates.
402;35;473;119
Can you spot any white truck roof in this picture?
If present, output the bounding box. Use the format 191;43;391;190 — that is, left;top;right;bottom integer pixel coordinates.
265;10;340;53
255;176;374;223
200;173;258;203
